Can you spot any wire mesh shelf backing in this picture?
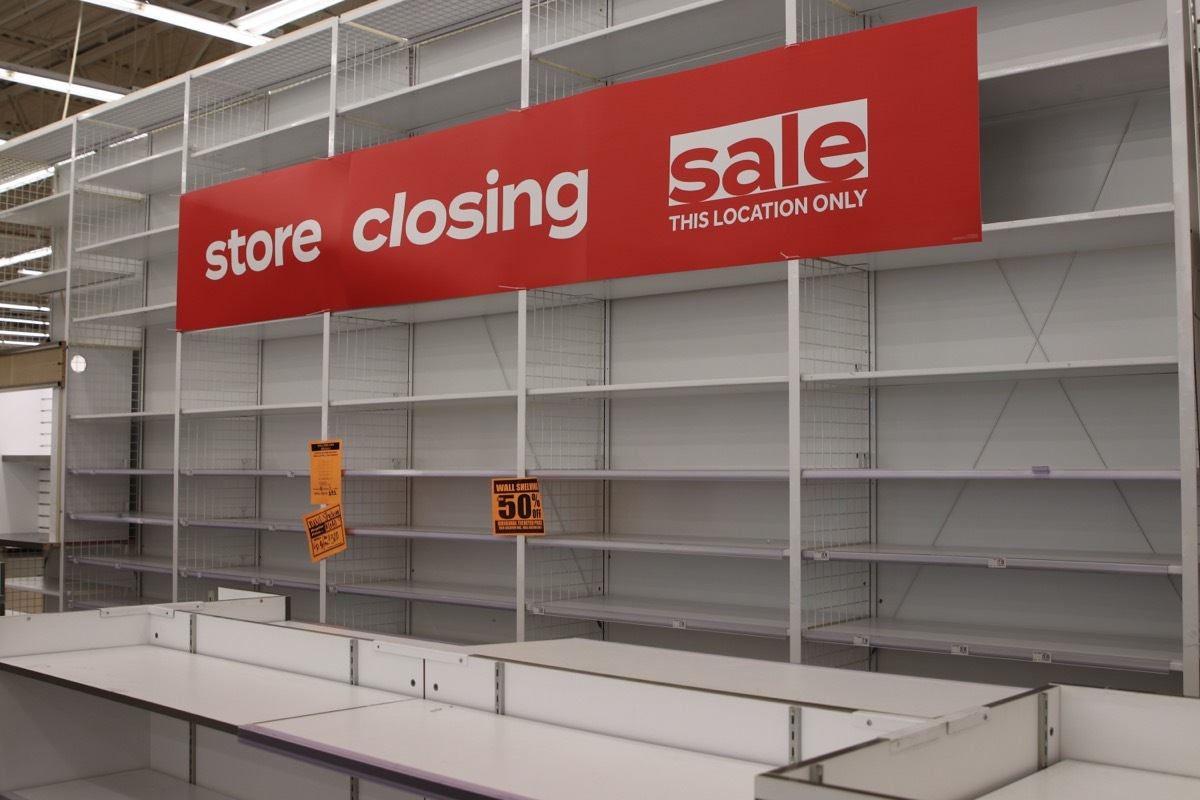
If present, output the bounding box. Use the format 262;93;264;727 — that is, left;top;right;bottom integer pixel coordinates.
797;259;871;668
327;315;412;632
526;289;605;640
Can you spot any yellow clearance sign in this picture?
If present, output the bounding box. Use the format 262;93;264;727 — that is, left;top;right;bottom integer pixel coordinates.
304;503;347;561
491;478;544;536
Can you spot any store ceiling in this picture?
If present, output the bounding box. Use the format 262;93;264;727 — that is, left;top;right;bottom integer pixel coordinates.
0;0;378;141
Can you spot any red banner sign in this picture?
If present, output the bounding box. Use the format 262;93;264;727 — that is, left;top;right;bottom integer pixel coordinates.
178;9;979;331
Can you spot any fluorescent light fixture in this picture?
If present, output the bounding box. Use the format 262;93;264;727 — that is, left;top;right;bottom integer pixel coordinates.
232;0;342;34
0;302;49;312
82;0;270;47
18;269;44;276
0;317;48;326
0;68;124;102
0;340;42;346
0;247;52;268
0;330;49;338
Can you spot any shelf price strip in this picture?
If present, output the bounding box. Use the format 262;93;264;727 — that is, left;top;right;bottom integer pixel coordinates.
491;478;545;536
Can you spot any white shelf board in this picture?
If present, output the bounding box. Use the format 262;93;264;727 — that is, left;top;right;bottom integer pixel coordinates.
74;302;176;329
471;638;1021;717
2;454;49;465
339;56;521;130
5;768;237;800
802;468;1180;481
68;468;173;476
802;618;1182;674
0;192;69;227
980;760;1200;800
530;469;788;482
529;376;788;399
331;389;518;410
0;531;50;547
534;0;783;80
182;564;318;591
803;356;1179;387
803;544;1181;575
68;596;172;611
69;511;173;527
75;224;178;260
4;576;60;598
67;553;176;575
531;533;788;559
181;517;303;532
334;579;517;610
77;146;185;194
349;526;511;544
191;115;329;172
344;468;514;479
864;204;1175;270
180;470;309;474
181;402;322;418
69;409;173;421
530;595;788;638
239;699;767;800
0;268;67;295
0;644;404;732
979;40;1169;117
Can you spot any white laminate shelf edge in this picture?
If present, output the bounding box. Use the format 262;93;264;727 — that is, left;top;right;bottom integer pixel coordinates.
67;554;175;575
530;533;788;559
801;468;1180;481
330;390;518;410
182;565;320;591
68;468;173;476
802;619;1182;674
528;376;789;398
69;511;173;526
803;356;1179;387
530;595;788;638
529;469;788;481
69;410;174;421
239;699;769;800
979;760;1200;800
180;517;304;532
334;579;517;610
181;402;322;418
802;544;1182;575
4;768;236;800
